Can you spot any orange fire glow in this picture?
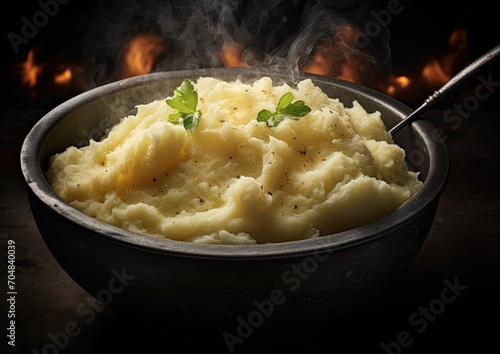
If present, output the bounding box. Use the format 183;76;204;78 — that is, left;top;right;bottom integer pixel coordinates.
220;42;244;67
422;28;469;87
54;68;73;85
386;76;410;96
302;25;376;86
12;25;470;107
119;33;167;79
19;49;42;89
14;47;88;99
386;28;469;102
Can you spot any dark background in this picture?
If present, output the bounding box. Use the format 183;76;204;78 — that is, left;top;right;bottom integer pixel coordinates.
1;1;500;353
2;0;500;108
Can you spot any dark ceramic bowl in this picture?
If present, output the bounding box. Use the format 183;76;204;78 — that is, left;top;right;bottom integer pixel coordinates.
20;67;449;332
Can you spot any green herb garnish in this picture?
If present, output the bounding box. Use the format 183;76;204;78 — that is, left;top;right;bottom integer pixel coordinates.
165;79;202;132
257;92;311;127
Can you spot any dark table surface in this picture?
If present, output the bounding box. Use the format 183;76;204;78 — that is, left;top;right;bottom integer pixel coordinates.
1;105;499;353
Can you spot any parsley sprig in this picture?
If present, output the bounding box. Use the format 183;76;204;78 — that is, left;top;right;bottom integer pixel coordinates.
257;92;311;127
165;79;202;132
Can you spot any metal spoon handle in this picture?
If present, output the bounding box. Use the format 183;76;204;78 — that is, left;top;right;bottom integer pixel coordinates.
389;44;500;135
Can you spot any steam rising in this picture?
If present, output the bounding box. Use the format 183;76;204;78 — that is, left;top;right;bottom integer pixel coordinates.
86;0;390;86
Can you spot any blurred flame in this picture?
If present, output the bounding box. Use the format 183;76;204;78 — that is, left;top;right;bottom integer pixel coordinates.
386;28;469;102
422;58;451;88
303;25;373;86
422;28;468;87
12;23;470;107
54;68;72;84
119;33;167;79
20;49;42;89
12;32;168;100
386;76;410;96
221;42;244;67
13;47;87;99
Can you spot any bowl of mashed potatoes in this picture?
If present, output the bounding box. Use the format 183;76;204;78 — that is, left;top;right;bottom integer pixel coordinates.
20;67;449;332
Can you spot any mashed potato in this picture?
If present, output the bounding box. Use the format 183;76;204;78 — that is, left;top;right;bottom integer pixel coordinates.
45;77;422;244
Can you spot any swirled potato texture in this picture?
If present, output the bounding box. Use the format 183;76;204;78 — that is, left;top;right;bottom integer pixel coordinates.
45;77;422;244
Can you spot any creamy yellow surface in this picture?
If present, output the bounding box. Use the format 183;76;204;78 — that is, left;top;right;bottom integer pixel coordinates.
45;77;422;244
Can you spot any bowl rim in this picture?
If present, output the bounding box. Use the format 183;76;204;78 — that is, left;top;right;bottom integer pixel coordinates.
20;67;450;259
